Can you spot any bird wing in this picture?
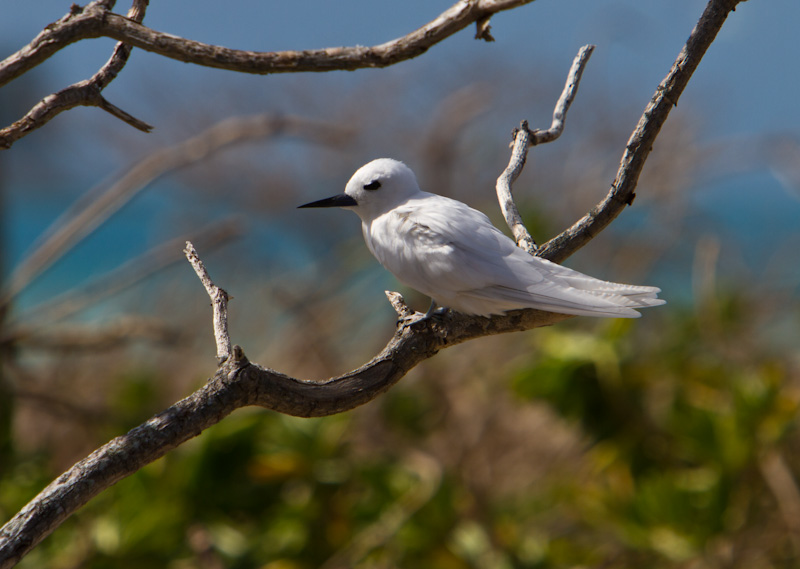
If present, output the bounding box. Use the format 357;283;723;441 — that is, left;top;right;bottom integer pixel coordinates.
365;193;663;316
365;193;529;293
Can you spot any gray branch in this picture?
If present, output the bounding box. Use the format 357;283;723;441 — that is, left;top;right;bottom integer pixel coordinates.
536;0;741;264
0;0;151;149
0;0;745;566
0;0;534;149
0;113;350;309
495;44;595;253
184;242;232;364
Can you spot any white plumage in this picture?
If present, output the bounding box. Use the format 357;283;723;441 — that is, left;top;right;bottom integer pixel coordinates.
299;158;665;318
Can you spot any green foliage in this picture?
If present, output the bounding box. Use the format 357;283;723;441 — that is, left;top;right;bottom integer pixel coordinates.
3;290;800;568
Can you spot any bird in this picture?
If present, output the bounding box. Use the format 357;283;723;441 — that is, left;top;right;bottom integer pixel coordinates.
299;158;665;321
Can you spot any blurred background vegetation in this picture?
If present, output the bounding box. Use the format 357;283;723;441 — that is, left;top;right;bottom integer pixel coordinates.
2;3;800;567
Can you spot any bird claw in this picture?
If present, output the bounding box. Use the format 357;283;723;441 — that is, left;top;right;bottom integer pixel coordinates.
398;303;448;329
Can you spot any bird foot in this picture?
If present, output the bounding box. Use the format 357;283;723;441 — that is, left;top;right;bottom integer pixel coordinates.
398;302;448;329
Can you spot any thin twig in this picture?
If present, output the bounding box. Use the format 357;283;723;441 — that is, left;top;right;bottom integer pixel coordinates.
184;242;231;364
12;317;182;351
4;218;242;333
537;0;741;263
496;124;537;253
529;44;595;145
496;45;595;253
759;450;800;556
385;291;414;320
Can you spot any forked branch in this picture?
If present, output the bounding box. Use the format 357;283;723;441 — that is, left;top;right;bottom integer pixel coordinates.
0;0;152;149
0;0;534;149
537;0;743;263
495;43;595;253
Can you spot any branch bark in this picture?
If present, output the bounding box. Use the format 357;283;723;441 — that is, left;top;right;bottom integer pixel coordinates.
0;0;745;566
0;0;534;149
184;242;232;364
0;0;151;149
536;0;743;264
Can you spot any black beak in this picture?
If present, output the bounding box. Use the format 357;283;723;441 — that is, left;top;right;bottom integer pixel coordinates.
298;194;357;209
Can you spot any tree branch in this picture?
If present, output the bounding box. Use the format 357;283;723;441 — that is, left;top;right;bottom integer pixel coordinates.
0;0;533;149
536;0;743;264
0;113;350;309
0;0;744;566
0;0;151;149
496;44;593;253
184;242;232;364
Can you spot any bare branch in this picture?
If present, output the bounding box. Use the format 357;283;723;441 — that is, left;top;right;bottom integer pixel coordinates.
386;291;415;320
184;242;232;364
496;45;595;253
536;0;743;264
11;317;182;351
528;44;594;145
0;0;151;149
0;303;569;569
0;0;536;148
4;218;242;333
496;124;537;253
759;450;800;555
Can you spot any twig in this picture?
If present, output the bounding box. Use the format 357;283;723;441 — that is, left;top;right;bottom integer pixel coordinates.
496;45;595;253
496;124;537;253
11;317;182;351
184;242;232;364
0;0;536;149
0;0;151;149
528;44;595;145
537;0;742;264
759;450;800;556
385;291;414;320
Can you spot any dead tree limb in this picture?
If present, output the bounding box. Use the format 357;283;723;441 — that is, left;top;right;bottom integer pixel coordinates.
536;0;742;264
495;43;596;254
0;0;534;149
0;0;151;149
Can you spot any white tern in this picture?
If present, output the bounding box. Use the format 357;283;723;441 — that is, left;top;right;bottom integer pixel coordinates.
299;158;665;319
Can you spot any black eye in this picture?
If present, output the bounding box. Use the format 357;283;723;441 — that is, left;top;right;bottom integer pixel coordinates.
363;180;381;191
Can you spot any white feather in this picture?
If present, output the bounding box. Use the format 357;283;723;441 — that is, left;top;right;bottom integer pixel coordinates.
308;158;665;318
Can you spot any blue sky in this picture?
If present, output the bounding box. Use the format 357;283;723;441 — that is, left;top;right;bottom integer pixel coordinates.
5;0;799;139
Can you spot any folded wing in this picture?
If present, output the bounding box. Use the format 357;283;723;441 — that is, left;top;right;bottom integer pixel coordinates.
365;193;664;317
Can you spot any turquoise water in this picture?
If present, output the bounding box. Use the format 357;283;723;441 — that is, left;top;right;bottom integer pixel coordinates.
3;168;798;318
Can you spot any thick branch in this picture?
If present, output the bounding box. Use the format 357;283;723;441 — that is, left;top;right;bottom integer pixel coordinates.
0;299;568;569
1;0;533;86
536;0;743;264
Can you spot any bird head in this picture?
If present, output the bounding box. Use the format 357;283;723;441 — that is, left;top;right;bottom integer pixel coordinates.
298;158;421;220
